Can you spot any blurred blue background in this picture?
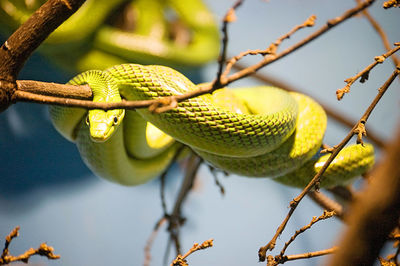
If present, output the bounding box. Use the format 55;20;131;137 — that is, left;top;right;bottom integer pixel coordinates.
0;1;399;265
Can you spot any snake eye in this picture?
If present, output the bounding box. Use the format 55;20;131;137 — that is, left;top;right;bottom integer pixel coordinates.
85;115;90;126
113;116;119;125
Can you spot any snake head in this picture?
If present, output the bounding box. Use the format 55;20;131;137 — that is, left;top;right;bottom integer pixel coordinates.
86;109;125;142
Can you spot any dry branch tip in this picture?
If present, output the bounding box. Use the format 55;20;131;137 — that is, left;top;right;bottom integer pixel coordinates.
0;226;59;265
171;239;214;266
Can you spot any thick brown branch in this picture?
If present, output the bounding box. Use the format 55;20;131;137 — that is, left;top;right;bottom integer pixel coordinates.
0;0;86;111
17;80;92;99
258;65;399;262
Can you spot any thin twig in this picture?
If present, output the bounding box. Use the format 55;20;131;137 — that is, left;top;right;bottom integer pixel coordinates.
231;62;386;148
337;43;400;100
267;247;338;265
166;154;203;256
327;185;354;204
223;15;316;78
159;146;187;215
170;239;213;266
259;65;399;262
328;122;400;265
357;0;400;69
279;210;336;258
144;218;167;266
208;165;225;196
214;0;244;89
383;0;400;8
0;226;60;265
308;191;344;219
225;0;376;86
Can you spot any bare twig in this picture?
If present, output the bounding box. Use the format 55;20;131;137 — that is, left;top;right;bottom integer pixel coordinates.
214;0;244;89
383;0;400;8
336;43;400;100
171;239;213;266
259;65;399;262
166;154;203;255
328;121;400;265
231;62;386;148
225;0;376;86
279;211;336;258
223;15;316;78
308;191;344;218
327;185;354;203
144;218;167;266
267;247;338;265
357;0;400;69
208;165;226;196
0;226;60;265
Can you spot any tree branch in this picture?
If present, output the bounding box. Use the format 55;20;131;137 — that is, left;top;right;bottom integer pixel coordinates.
328;122;400;265
258;64;399;262
0;0;86;111
0;226;60;265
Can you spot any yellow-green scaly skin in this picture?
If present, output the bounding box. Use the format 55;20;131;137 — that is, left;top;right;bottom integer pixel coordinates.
49;64;374;187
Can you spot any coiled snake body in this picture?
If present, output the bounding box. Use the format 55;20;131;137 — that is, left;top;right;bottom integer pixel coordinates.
49;64;374;187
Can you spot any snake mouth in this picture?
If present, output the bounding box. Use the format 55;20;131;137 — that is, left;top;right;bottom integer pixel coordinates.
89;123;115;143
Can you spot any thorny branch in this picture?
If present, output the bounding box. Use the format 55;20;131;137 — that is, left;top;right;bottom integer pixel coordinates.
336;43;400;100
0;226;60;265
258;64;400;262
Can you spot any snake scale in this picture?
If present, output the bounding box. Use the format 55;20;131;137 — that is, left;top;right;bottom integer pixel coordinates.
49;64;374;187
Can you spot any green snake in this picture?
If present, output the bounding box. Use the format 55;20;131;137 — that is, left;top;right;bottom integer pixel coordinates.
0;0;219;72
49;64;374;187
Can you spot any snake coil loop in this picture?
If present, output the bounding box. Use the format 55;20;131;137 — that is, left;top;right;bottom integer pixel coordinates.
49;64;375;187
